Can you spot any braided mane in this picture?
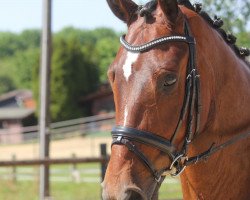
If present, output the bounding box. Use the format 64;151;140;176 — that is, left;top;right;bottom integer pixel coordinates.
177;0;250;65
138;0;250;65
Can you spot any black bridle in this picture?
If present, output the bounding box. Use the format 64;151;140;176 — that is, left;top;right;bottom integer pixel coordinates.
111;19;250;182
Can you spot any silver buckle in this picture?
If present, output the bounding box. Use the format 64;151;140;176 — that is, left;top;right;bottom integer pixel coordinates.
155;175;162;183
161;154;188;177
117;136;122;142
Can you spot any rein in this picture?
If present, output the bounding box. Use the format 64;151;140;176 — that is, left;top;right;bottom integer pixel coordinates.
111;19;250;183
185;131;250;166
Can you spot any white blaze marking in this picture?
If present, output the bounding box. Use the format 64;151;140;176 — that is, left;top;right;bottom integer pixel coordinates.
124;107;128;126
122;52;139;81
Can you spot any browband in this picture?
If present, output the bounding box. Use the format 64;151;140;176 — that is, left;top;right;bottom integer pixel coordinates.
120;34;195;53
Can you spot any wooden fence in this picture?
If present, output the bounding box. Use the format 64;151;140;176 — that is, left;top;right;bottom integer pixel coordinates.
0;144;108;180
0;144;183;200
0;113;115;145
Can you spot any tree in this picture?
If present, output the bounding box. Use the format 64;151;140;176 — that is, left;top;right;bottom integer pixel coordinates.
49;36;99;122
56;27;120;82
0;75;15;94
0;27;120;120
94;37;120;82
190;0;250;47
0;29;41;94
0;29;40;58
236;32;250;48
12;48;40;89
19;29;41;49
0;47;40;94
199;0;250;33
0;32;20;58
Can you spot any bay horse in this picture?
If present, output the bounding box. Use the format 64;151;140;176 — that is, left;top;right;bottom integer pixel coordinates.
102;0;250;199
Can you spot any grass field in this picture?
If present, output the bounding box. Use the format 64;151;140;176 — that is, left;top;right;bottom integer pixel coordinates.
0;163;183;200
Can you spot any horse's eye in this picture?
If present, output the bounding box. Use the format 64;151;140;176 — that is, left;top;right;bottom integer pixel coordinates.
163;74;177;86
158;73;177;94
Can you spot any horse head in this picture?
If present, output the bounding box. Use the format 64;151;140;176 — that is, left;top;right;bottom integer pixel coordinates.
102;0;250;199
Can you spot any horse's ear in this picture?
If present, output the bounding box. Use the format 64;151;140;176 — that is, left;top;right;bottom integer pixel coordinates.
106;0;138;23
158;0;179;22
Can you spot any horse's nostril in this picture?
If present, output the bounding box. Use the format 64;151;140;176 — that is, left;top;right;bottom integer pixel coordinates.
126;189;146;200
130;191;143;200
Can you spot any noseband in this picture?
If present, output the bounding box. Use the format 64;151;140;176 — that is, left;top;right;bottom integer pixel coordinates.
111;19;250;182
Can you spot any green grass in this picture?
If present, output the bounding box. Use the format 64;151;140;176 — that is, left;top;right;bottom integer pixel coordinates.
0;164;182;200
85;131;110;138
0;181;101;200
159;180;183;199
0;181;182;200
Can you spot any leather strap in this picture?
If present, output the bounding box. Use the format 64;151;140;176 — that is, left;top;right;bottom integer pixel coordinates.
112;126;177;159
185;131;250;166
112;136;163;182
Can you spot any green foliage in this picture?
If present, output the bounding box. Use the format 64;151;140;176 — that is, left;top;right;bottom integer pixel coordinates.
94;37;120;82
19;30;41;49
0;49;40;93
0;75;15;94
0;29;41;94
236;32;250;48
0;32;21;58
0;27;120;121
193;0;250;33
90;28;119;82
0;29;41;58
12;49;40;89
55;27;120;83
49;36;99;121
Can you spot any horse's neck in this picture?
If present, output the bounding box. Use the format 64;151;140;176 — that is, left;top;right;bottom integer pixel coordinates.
180;14;250;200
205;38;250;135
195;18;250;135
181;50;250;198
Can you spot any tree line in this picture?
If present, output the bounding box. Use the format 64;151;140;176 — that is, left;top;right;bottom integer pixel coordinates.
0;27;120;122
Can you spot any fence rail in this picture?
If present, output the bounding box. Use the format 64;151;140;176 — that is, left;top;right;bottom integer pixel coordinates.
0;113;115;144
0;143;109;185
0;157;108;167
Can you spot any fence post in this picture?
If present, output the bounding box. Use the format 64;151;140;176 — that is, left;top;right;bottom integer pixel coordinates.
71;153;80;183
100;143;108;182
71;153;77;171
12;154;17;183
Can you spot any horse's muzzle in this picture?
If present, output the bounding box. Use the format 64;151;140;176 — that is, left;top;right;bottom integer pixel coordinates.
102;183;148;200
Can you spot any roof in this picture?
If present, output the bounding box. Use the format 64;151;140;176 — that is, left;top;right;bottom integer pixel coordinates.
80;83;113;103
0;90;32;103
0;108;35;120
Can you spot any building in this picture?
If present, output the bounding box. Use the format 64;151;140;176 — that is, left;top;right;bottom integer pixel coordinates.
80;82;114;116
0;90;36;144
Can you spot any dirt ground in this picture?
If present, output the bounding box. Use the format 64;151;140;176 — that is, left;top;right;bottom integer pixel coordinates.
0;136;112;161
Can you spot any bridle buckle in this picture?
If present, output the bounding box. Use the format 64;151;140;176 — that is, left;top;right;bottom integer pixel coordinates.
162;154;188;177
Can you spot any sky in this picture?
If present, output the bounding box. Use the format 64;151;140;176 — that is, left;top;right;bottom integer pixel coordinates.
0;0;144;33
0;0;248;33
